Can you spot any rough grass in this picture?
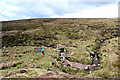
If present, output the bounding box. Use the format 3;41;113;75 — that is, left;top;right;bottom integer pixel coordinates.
1;37;118;78
1;46;57;78
85;38;119;78
1;18;119;78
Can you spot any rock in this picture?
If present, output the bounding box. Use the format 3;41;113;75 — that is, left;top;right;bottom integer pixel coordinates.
18;55;21;57
89;70;92;73
22;51;27;54
91;44;94;46
32;64;41;68
3;52;8;54
19;70;27;73
51;62;55;65
47;68;51;71
57;58;61;61
93;64;96;67
85;66;88;69
98;64;100;66
36;66;41;68
86;45;90;47
67;64;70;67
3;46;6;48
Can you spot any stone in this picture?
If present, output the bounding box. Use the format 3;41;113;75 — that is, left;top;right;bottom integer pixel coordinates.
19;70;27;73
93;64;96;67
85;66;88;69
47;68;51;71
89;71;92;73
18;55;21;57
98;64;100;66
51;62;55;65
67;64;70;67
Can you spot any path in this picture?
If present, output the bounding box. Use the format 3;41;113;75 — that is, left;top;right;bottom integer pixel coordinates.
63;59;88;69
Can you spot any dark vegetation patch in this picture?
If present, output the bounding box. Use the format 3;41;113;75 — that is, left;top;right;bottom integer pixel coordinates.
2;19;44;31
2;33;30;46
2;18;118;47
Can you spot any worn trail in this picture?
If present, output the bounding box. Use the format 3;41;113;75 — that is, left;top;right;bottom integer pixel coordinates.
63;59;88;69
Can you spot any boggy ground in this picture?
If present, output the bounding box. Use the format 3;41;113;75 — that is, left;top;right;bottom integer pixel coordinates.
1;18;119;78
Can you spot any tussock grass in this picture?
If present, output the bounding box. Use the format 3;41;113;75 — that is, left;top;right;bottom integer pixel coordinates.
1;18;118;78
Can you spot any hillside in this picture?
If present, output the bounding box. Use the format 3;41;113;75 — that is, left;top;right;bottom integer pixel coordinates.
1;18;119;78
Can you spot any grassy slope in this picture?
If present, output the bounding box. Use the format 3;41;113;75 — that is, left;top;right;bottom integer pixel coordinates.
1;18;119;78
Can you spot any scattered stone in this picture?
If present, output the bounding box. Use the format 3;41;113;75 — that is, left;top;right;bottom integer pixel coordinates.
18;55;21;57
47;68;51;71
86;45;90;47
51;62;55;65
72;45;78;48
85;66;88;69
3;46;6;48
36;66;41;68
67;64;70;67
57;58;61;61
93;64;96;67
3;52;8;54
89;71;92;73
91;44;93;46
98;64;100;66
22;51;27;54
19;70;27;73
